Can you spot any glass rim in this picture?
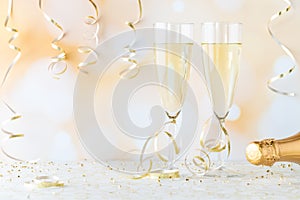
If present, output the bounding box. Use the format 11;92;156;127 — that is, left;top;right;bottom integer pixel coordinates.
153;22;194;26
200;21;242;26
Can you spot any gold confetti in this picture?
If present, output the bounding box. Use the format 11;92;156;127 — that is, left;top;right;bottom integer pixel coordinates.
267;0;297;97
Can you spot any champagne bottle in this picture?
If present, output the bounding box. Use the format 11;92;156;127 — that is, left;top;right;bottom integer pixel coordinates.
246;132;300;166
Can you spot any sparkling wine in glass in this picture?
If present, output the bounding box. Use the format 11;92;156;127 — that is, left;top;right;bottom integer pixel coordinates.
153;23;193;173
201;22;242;172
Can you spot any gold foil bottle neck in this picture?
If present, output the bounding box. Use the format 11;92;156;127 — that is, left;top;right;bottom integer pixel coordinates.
246;139;280;166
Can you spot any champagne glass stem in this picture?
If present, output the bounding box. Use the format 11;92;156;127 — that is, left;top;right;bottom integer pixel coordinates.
165;110;180;169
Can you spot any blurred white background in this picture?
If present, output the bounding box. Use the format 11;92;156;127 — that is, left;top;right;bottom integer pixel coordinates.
0;0;299;161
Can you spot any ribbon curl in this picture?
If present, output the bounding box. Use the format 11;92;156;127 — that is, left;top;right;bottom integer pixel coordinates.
77;47;98;73
184;149;211;176
77;0;100;72
200;113;230;156
2;0;21;87
119;0;143;79
267;0;297;97
1;101;25;161
185;112;231;176
133;120;180;179
39;0;67;79
1;0;25;161
25;176;64;188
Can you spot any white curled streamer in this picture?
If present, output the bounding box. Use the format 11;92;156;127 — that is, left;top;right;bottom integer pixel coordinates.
119;0;143;79
1;0;25;162
77;0;100;72
25;176;64;188
2;0;21;87
267;0;297;97
1;101;24;161
39;0;67;79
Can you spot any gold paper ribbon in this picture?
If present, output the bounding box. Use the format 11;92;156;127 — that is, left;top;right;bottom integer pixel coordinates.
134;120;180;179
77;0;100;72
132;166;180;179
119;0;143;79
154;130;180;162
184;149;211;175
39;0;67;79
200;113;230;156
77;47;98;73
186;113;230;175
132;169;180;180
267;0;297;97
25;176;64;188
2;0;21;87
216;115;231;157
1;0;25;161
1;101;25;161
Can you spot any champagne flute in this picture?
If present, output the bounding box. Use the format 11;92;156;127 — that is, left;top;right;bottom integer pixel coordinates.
200;22;242;173
153;23;193;173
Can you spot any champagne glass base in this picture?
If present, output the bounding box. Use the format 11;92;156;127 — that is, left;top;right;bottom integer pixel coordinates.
204;164;246;178
148;169;180;179
199;112;237;177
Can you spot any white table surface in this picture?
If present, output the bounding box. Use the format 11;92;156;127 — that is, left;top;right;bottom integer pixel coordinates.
0;160;299;200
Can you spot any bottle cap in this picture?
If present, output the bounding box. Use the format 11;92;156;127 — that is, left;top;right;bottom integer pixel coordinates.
246;142;262;165
246;139;279;166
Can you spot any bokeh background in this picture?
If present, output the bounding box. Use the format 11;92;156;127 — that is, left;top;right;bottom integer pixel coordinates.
0;0;300;161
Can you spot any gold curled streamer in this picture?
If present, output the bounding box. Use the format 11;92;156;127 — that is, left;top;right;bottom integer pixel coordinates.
148;169;180;179
2;0;21;87
184;120;211;175
187;113;230;175
119;0;143;79
201;113;231;157
1;0;25;162
85;0;100;45
267;0;296;97
133;120;180;179
39;0;67;79
154;130;180;162
184;149;211;176
131;160;153;180
77;47;98;73
133;168;180;180
77;0;100;72
132;162;180;179
142;121;180;165
1;101;24;161
24;176;64;188
217;117;231;158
